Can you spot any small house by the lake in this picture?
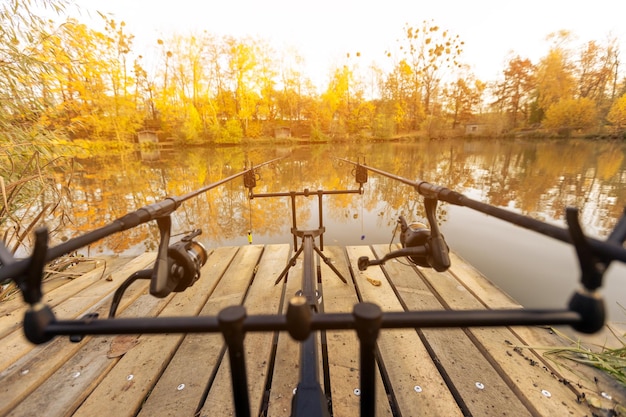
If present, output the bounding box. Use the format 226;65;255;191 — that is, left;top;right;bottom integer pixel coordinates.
274;127;291;139
137;130;159;145
465;122;490;136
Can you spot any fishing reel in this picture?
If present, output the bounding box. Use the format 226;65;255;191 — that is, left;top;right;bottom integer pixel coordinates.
398;216;432;268
358;198;450;272
151;214;210;298
108;229;208;319
166;229;208;293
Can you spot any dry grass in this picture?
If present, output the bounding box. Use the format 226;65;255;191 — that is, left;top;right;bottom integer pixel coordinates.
1;148;78;298
1;149;74;255
545;327;626;387
0;255;102;302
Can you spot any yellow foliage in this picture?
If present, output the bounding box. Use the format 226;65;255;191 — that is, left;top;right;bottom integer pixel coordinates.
536;48;576;112
543;97;598;131
607;94;626;128
246;121;263;138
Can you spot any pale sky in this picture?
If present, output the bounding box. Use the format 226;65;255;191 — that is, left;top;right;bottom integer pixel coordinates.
70;0;625;87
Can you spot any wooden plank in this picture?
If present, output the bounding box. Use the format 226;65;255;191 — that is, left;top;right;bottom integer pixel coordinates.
416;250;593;416
447;252;521;309
320;246;392;417
0;255;150;336
0;279;152;416
137;245;264;417
6;293;170;417
199;244;290;416
0;253;157;372
71;246;240;417
0;254;157;416
346;246;463;417
447;251;626;413
372;245;531;417
266;248;305;417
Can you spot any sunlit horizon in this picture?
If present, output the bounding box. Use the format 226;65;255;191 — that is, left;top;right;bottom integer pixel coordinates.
70;0;626;87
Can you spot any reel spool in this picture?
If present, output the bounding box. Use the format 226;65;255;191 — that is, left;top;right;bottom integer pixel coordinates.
399;216;431;268
167;231;208;292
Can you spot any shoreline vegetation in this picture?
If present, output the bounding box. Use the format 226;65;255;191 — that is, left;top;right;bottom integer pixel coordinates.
45;129;626;155
6;128;626;159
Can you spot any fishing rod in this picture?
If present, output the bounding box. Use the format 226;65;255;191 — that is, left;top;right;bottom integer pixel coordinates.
0;157;282;342
336;157;626;335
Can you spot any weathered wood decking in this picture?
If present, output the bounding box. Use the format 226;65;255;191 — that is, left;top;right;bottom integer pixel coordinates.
1;244;624;416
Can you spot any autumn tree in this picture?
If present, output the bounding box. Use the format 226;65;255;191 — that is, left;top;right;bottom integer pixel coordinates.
338;53;380;136
101;18;143;143
34;17;143;142
0;0;77;253
255;40;279;125
576;38;620;116
132;55;157;124
396;20;464;116
198;35;225;140
535;31;576;118
381;59;422;132
224;36;260;138
153;34;205;141
444;74;485;129
152;33;294;142
153;33;228;142
318;65;353;137
493;56;535;129
276;50;315;122
37;20;102;137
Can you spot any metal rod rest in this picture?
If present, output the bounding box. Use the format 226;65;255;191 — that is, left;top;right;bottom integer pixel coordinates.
42;308;580;338
251;189;362;199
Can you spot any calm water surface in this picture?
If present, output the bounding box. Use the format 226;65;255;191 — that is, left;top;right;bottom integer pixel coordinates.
44;139;626;320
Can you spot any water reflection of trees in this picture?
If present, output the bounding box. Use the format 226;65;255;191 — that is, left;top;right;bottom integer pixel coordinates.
473;140;626;234
347;139;626;236
36;139;626;255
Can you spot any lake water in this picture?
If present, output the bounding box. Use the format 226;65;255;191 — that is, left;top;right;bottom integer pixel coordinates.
44;138;626;320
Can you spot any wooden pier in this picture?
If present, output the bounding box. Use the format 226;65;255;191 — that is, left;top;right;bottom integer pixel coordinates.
1;244;624;416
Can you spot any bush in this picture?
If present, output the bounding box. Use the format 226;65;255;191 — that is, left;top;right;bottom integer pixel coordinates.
372;114;395;139
245;121;263;138
607;93;626;130
310;123;330;141
217;120;243;144
543;98;598;132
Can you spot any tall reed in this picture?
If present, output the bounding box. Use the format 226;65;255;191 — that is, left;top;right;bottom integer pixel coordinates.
0;144;76;299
